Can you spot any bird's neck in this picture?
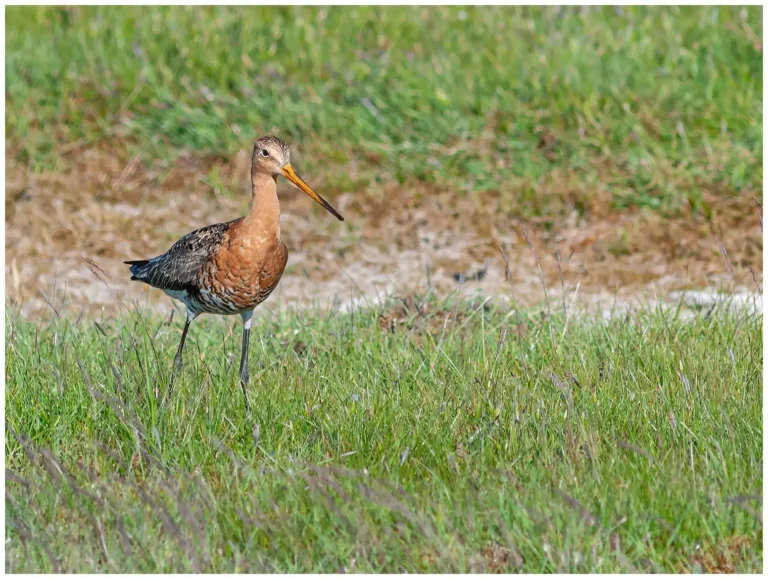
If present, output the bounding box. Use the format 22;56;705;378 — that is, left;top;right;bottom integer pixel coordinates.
244;172;281;240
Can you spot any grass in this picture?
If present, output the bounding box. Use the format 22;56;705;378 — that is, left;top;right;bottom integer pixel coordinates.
5;6;763;217
5;294;763;572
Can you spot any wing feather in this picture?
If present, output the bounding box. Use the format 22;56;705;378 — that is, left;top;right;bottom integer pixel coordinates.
125;219;241;292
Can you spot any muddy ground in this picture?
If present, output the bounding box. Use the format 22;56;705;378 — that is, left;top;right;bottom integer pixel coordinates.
5;143;763;320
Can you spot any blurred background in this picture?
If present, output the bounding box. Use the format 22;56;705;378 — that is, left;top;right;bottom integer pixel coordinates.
5;5;763;317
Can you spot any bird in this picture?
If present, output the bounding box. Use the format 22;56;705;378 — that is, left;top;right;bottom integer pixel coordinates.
125;136;344;416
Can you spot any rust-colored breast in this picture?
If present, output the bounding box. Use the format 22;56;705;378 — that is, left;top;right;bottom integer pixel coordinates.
198;224;288;313
256;240;289;302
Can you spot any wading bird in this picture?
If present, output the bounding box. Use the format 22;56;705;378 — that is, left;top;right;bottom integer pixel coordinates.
125;136;344;415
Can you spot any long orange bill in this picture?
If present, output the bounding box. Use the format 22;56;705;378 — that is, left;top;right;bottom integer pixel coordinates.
281;164;344;221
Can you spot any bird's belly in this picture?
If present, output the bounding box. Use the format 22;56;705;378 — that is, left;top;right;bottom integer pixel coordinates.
203;284;270;312
198;264;284;313
162;288;191;303
195;288;248;315
157;285;236;315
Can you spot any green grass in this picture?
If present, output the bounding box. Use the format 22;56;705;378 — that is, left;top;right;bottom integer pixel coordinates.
5;6;762;216
5;296;763;572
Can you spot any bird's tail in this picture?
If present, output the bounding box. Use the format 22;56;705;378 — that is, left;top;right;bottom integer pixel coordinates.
124;259;151;281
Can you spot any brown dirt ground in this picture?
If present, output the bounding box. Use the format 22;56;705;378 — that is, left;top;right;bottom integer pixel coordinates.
5;141;763;319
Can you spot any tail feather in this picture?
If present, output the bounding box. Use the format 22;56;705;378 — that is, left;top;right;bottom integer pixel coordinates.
125;259;151;281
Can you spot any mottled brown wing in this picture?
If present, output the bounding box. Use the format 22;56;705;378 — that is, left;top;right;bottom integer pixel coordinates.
126;218;242;293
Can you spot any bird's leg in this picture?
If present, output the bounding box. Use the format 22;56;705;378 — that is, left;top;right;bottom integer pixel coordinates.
239;310;254;419
168;310;194;398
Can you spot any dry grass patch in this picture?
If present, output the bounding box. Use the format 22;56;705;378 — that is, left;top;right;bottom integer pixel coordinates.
6;143;762;317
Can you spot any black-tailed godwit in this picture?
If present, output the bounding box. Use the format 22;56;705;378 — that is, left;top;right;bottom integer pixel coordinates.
125;136;344;415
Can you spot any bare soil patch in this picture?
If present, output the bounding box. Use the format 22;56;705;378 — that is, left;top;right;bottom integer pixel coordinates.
6;143;762;318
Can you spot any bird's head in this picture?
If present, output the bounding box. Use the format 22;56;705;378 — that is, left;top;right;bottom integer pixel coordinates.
251;135;344;221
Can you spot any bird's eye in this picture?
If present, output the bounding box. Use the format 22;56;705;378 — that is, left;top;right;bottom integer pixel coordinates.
260;149;269;157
